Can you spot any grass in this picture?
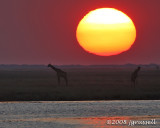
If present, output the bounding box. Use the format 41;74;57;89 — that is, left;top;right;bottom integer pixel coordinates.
0;66;159;101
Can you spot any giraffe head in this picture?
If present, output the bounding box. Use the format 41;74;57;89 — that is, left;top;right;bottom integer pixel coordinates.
48;64;52;67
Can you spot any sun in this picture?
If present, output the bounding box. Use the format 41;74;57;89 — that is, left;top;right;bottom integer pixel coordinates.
76;8;136;56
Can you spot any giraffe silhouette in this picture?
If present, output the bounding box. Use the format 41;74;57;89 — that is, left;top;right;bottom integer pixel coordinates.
131;66;141;88
156;65;159;70
48;64;68;86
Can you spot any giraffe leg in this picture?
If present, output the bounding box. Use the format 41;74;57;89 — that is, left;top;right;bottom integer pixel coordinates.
57;76;60;86
65;76;68;86
136;79;138;86
134;80;136;88
131;80;133;88
131;80;135;88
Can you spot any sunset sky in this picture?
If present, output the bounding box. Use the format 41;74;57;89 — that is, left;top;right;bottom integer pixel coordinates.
0;0;160;65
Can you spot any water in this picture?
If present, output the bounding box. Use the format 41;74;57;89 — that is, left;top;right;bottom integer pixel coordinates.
0;100;159;128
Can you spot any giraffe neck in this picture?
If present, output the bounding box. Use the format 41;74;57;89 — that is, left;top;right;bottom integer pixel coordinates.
50;65;58;71
135;69;140;74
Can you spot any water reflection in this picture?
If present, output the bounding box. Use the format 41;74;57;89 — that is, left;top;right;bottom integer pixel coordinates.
0;115;159;128
54;116;158;128
0;101;159;128
77;116;131;128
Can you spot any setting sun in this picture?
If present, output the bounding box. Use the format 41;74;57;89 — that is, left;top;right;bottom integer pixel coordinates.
76;8;136;56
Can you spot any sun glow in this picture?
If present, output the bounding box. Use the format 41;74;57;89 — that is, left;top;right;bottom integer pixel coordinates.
76;8;136;56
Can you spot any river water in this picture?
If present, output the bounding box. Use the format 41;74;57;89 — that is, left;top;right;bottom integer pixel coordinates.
0;100;159;128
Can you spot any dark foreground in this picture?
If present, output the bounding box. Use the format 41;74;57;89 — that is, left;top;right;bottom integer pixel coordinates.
0;65;160;101
0;101;159;128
